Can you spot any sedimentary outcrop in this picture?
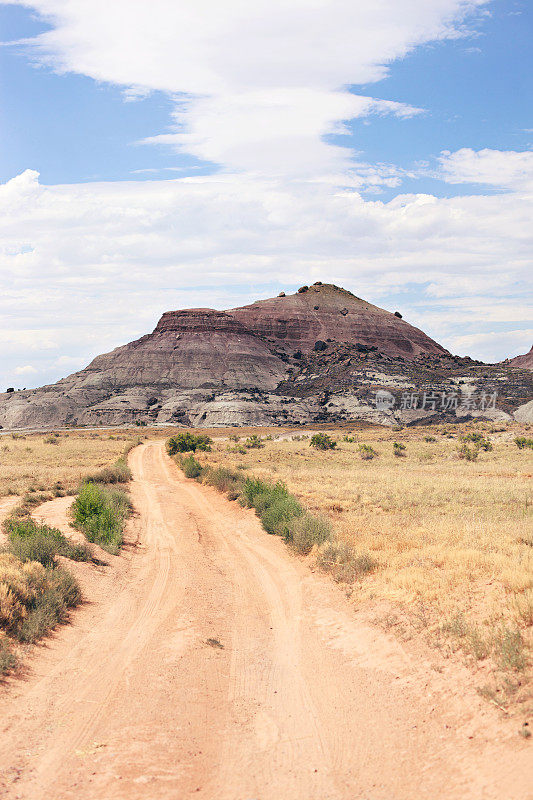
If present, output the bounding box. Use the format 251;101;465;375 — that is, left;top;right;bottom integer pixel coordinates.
228;283;448;358
0;284;531;429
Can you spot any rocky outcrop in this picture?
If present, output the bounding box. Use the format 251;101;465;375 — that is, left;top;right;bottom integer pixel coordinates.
228;283;448;358
0;309;287;429
0;285;531;430
71;309;285;392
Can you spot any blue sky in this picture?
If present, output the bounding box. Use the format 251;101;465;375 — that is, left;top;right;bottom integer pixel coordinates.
0;0;531;388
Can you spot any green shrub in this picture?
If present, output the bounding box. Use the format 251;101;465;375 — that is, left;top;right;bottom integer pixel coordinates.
260;494;303;537
392;442;406;457
7;529;58;568
457;443;479;461
241;478;304;537
5;519;91;566
286;513;331;554
166;433;212;455
358;444;377;460
202;466;243;499
18;567;81;643
72;483;131;553
424;435;436;442
515;436;533;450
227;444;247;454
244;434;264;449
310;433;337;450
182;454;203;479
461;432;492;451
242;477;270;507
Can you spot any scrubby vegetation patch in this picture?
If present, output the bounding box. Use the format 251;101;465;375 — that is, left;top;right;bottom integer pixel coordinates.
72;482;132;554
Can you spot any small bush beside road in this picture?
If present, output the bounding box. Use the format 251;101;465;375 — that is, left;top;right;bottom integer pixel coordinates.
72;482;132;554
166;433;212;455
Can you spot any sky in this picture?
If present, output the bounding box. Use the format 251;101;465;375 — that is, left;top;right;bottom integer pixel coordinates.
0;0;532;390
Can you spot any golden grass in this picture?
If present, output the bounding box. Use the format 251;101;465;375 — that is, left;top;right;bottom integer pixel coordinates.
0;430;147;497
201;422;533;693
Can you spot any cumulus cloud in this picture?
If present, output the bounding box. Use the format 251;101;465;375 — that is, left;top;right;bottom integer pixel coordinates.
447;329;533;362
0;166;531;388
439;148;533;190
14;365;38;375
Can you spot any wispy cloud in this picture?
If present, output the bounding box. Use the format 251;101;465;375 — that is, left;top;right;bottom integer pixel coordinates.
13;0;484;178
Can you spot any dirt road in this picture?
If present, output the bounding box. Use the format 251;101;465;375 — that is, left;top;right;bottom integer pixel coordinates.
0;442;531;799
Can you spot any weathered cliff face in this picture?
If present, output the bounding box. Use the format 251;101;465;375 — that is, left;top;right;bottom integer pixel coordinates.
507;345;533;370
0;309;287;429
228;283;448;358
69;309;286;392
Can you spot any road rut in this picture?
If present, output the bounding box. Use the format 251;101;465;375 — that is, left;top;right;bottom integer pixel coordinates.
0;442;531;799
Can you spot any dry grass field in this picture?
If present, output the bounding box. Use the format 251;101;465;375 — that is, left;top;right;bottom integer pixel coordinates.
2;421;532;709
0;430;144;497
200;421;533;707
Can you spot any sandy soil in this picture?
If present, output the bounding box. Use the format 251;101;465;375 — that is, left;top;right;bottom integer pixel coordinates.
0;496;19;524
0;442;531;799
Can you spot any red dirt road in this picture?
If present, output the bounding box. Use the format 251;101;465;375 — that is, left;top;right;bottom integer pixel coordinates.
0;442;531;799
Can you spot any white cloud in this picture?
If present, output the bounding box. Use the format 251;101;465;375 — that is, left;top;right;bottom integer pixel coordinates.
448;329;533;362
0;166;531;387
14;0;484;176
439;148;533;190
139;92;422;177
14;365;38;375
1;1;531;386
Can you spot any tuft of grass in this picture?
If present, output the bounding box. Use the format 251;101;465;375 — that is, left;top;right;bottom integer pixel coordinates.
457;442;479;461
0;553;81;643
4;519;91;567
206;637;224;649
286;513;331;555
358;444;377;460
244;434;264;449
0;636;17;675
461;432;492;451
317;541;376;583
393;442;406;457
441;613;491;661
181;454;203;479
493;626;528;672
84;457;132;484
515;436;533;450
18;567;81;643
0;636;17;676
72;482;131;553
